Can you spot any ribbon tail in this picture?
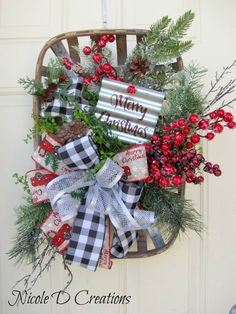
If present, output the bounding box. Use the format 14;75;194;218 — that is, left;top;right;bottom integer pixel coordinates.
111;229;138;258
65;199;105;271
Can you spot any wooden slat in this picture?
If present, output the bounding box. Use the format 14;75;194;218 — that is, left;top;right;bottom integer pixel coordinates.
41;65;48;77
116;35;127;65
51;41;69;58
67;37;81;63
90;34;100;44
137;230;148;253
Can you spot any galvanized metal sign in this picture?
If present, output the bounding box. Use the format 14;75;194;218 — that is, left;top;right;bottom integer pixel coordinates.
95;78;164;144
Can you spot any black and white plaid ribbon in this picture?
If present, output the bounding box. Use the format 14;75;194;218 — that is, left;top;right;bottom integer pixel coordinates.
58;135;99;170
47;139;155;271
41;71;89;118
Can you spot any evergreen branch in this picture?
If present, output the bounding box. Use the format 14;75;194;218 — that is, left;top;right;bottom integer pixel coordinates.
8;197;51;264
18;77;44;96
145;16;172;45
141;184;203;239
168;10;195;40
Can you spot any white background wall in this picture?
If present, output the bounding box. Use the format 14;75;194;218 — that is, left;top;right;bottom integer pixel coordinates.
1;1;236;313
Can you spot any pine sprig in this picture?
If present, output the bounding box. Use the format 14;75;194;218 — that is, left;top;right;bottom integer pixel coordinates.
145;16;172;45
141;184;203;239
18;77;44;96
131;11;194;65
168;10;195;40
8;197;51;264
158;63;206;126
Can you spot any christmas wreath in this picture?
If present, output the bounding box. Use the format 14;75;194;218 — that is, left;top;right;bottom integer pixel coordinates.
9;11;236;291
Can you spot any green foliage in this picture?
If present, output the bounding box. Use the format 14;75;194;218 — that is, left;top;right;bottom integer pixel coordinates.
158;63;206;127
46;59;66;85
132;10;194;64
13;173;30;194
18;77;44;96
33;114;62;135
45;152;59;172
82;86;99;106
8;197;51;264
73;108;127;161
141;184;203;238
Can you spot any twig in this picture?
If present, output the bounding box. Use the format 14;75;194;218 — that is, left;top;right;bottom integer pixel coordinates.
61;255;74;292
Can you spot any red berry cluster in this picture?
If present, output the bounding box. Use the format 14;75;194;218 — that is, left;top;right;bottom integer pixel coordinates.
62;57;73;70
144;110;235;188
81;34;123;85
201;109;236;140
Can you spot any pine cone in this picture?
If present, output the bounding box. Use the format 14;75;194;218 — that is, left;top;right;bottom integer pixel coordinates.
55;120;90;145
129;56;150;78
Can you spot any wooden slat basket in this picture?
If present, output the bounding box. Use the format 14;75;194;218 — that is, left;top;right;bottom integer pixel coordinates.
33;29;184;259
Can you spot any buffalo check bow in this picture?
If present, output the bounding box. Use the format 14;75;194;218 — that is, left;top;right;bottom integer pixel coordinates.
46;136;155;271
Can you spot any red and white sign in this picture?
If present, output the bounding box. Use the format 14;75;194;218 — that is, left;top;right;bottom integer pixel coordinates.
113;144;149;182
26;169;58;204
32;133;70;175
40;211;74;254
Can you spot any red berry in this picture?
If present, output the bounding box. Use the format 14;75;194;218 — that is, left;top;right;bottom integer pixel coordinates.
83;46;92;55
96;66;104;75
214;169;222;177
197;175;204;183
190;134;200;144
223;112;233;122
65;63;72;70
227;121;236;129
186;177;194;183
216;109;225;117
183;127;190;135
107;35;115;42
163;124;171;131
98;39;107;48
186;141;194;149
159;177;170;188
91;74;100;82
178;119;186;127
214;123;223;133
143;175;151;183
198;119;209;130
189;114;200;124
100;34;108;41
172;175;183;187
123;166;131;176
206;132;215;140
145;143;152;152
154;169;161;179
163;134;171;142
174;133;185;146
127;85;137;95
59;75;67;82
83;77;91;85
209;111;217;119
151;134;159;141
171;121;179;129
163;165;176;175
93;53;103;64
108;74;117;80
103;63;113;73
162;143;170;151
